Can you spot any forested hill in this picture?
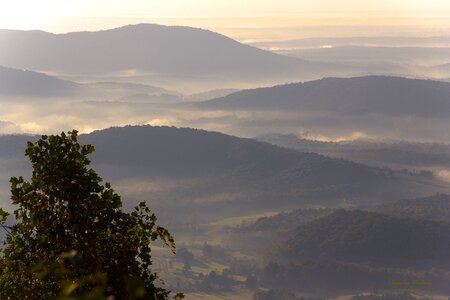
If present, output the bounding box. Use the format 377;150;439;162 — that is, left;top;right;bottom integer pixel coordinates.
372;194;450;222
256;133;450;170
200;76;450;118
0;126;449;217
0;66;83;97
81;125;385;186
238;208;335;233
276;209;450;263
0;24;308;78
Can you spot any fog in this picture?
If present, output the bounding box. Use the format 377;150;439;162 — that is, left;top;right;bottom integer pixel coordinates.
1;19;450;299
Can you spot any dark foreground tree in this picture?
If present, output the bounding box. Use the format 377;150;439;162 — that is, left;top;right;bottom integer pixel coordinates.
0;131;183;299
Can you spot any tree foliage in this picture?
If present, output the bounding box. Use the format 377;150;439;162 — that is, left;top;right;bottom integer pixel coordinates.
0;130;182;299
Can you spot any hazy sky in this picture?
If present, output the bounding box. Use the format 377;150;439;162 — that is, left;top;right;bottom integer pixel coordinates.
2;0;450;30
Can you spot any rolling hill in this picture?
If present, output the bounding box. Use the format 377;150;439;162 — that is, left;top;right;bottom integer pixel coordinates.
80;126;450;213
0;126;448;218
198;76;450;142
0;65;181;101
80;126;416;185
0;65;83;97
201;76;450;117
372;193;450;222
276;209;450;262
249;206;450;295
0;24;320;82
255;133;450;170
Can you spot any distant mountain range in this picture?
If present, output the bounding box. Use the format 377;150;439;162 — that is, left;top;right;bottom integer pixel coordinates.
277;209;450;262
82;126;448;200
1;126;449;294
0;66;83;97
0;24;334;90
234;195;450;295
256;133;450;170
200;76;450;117
198;76;450;142
237;194;450;236
1;126;448;218
251;36;450;80
373;193;450;222
229;193;450;253
0;65;181;101
3;72;450;143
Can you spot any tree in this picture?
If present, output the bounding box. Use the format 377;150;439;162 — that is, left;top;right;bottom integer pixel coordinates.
0;130;183;299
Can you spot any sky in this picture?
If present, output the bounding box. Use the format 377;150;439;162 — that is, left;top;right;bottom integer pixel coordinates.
2;0;450;35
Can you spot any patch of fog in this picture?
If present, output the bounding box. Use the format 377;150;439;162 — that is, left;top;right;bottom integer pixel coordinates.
0;120;20;134
146;118;179;127
436;169;450;183
319;44;335;49
296;129;372;142
111;178;205;199
1;98;450;144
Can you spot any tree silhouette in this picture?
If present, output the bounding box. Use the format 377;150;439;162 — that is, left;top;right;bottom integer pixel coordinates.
0;130;182;299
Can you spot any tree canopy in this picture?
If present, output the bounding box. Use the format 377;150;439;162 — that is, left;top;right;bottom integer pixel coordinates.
0;130;182;299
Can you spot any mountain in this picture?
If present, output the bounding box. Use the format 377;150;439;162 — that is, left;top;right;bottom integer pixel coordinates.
435;62;450;72
0;66;83;97
1;125;450;222
201;76;450;117
254;207;450;295
79;126;450;215
255;133;450;170
238;208;335;233
1;126;448;219
79;126;416;184
232;194;450;253
0;65;181;102
224;207;335;253
80;125;304;179
85;81;181;100
250;36;450;50
276;209;450;263
198;76;450;142
372;194;450;222
185;89;240;101
0;24;321;84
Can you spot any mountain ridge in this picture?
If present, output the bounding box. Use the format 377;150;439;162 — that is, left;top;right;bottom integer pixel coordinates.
0;24;313;81
276;209;450;263
1;125;448;217
0;65;83;97
200;75;450;117
196;75;450;142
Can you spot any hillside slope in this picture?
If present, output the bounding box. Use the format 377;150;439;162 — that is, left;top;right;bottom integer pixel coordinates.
198;76;450;142
1;126;448;217
201;76;450;118
0;24;313;80
277;209;450;262
0;66;83;97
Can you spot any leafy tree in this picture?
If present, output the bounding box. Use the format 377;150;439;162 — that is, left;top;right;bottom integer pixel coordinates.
0;130;183;299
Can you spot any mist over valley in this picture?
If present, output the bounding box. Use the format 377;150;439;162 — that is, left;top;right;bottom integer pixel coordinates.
1;11;450;299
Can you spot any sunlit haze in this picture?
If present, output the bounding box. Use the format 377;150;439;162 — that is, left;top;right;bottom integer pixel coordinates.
1;1;450;298
2;0;450;41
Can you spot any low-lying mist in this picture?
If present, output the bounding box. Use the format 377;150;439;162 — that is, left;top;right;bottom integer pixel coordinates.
1;93;449;144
